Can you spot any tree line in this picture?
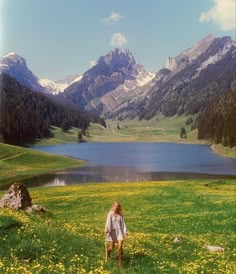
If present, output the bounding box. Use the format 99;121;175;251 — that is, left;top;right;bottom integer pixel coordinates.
197;88;236;147
0;74;105;145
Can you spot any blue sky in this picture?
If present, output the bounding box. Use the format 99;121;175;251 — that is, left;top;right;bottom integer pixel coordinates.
1;0;235;80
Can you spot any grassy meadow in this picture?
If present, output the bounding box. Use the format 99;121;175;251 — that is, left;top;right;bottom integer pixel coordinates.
42;116;198;144
0;181;235;273
88;116;198;143
31;126;81;146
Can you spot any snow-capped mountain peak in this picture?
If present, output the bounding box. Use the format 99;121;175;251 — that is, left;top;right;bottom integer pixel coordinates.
0;52;47;93
39;78;66;94
0;52;27;68
0;52;83;94
39;74;82;95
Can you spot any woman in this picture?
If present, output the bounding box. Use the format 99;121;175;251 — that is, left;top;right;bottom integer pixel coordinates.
105;201;128;266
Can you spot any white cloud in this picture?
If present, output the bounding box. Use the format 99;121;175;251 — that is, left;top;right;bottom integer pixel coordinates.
89;60;97;68
200;0;236;31
103;12;123;24
110;33;127;47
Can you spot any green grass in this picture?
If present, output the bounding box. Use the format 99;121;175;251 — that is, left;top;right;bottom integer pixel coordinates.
0;143;84;188
31;126;80;145
32;116;198;145
210;143;236;159
0;181;235;273
88;116;198;143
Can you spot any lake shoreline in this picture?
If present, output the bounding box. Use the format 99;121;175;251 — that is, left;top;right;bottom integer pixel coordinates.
0;143;85;188
30;121;236;159
31;138;236;159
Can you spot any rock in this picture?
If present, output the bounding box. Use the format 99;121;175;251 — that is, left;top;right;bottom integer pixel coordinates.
25;207;33;213
0;183;47;214
31;204;46;213
25;205;46;214
172;235;183;243
0;183;32;210
205;245;225;252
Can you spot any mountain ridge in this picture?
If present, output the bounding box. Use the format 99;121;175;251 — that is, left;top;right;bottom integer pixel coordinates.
0;52;83;95
1;34;235;121
111;35;236;120
63;48;155;114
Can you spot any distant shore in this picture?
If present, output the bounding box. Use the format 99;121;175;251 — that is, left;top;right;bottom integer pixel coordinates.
32;119;236;159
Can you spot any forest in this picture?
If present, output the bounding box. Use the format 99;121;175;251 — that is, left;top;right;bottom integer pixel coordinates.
197;88;236;147
0;74;105;145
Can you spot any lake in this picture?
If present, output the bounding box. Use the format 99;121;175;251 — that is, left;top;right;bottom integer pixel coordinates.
19;142;236;188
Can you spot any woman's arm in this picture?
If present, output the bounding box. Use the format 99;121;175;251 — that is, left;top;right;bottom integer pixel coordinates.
122;216;128;236
105;211;112;233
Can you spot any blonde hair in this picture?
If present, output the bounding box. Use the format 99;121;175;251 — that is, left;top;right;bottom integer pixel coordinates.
111;201;122;215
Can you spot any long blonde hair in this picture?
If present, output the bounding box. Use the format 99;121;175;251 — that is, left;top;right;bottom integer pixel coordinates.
111;201;122;215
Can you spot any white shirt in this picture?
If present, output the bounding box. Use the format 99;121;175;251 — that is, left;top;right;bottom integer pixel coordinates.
105;211;127;241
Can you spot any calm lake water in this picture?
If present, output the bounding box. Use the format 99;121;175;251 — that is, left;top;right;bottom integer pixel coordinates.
16;142;236;189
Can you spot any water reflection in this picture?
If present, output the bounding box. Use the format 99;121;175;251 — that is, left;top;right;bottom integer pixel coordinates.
6;165;234;190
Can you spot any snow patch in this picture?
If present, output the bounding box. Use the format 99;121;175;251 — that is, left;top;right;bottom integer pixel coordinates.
1;52;26;65
135;72;155;86
0;63;9;68
194;42;232;77
2;52;18;58
71;75;82;84
39;75;82;94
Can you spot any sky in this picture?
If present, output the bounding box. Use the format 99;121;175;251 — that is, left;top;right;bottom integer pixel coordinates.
0;0;235;81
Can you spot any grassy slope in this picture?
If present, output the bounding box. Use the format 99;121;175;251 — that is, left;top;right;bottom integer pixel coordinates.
0;143;84;188
88;116;199;143
31;126;80;145
0;181;235;273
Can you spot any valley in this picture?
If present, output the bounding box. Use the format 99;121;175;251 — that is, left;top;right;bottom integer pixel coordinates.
1;34;235;148
1;3;236;274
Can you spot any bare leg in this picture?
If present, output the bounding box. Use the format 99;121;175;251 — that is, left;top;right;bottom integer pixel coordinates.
107;241;114;258
118;240;123;266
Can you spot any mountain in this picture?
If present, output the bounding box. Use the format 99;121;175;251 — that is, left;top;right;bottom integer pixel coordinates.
63;48;155;116
0;52;47;93
165;34;215;74
39;74;82;95
113;35;236;120
63;35;236;120
0;52;82;95
2;34;235;123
